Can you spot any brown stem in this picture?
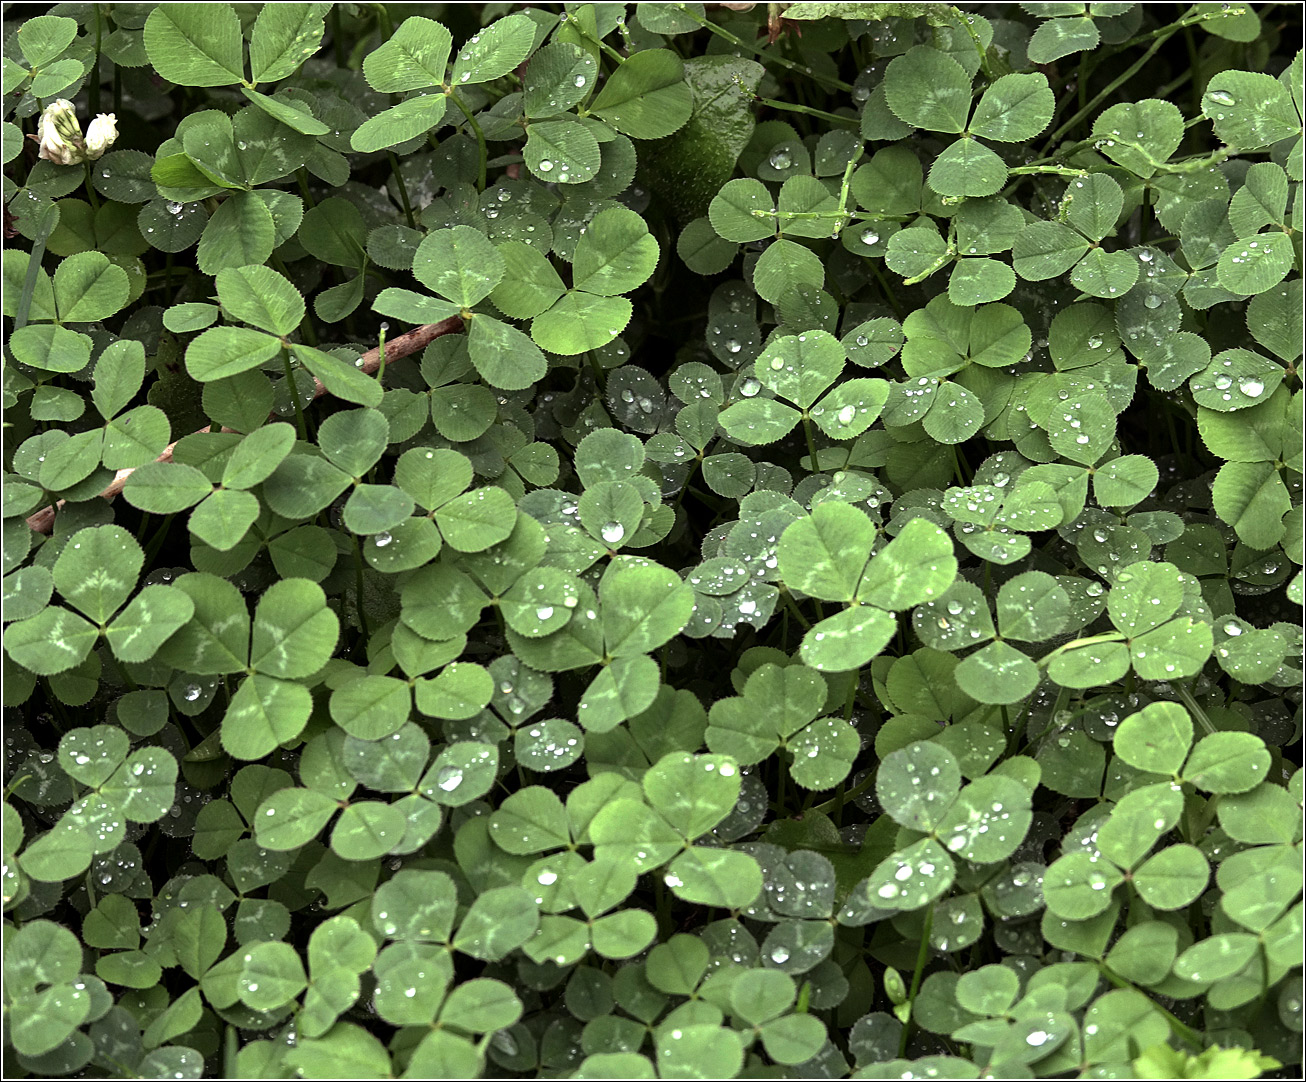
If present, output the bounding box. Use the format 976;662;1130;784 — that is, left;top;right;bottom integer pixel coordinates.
25;317;462;535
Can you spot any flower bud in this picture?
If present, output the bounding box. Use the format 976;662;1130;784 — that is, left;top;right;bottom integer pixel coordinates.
36;98;86;166
84;113;118;159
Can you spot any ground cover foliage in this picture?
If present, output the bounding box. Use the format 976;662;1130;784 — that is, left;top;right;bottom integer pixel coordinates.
1;0;1303;1077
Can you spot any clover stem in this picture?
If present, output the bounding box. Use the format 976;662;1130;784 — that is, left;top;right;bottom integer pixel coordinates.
560;14;626;64
282;346;308;441
1041;27;1173;151
811;766;876;816
1175;683;1217;736
955;9;992;80
3;776;33;801
779;588;811;631
351;532;370;645
331;5;346;67
14;216;53;332
1095;964;1204;1048
751;94;859;129
144;514;176;567
295;168;317;210
89;7;102;115
898;902;935;1057
670;4;853;92
800;415;820;472
447;91;488;191
386;152;417;228
654;877;672;937
871;264;904;321
107;651;138;692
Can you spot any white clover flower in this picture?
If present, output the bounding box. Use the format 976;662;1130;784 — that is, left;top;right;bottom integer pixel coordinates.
84;113;119;159
36;98;84;165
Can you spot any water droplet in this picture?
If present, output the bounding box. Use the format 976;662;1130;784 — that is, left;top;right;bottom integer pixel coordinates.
860;229;879;246
740;377;761;397
436;767;463;792
1209;90;1236;106
538;159;554;172
601;521;625;544
374;532;392;547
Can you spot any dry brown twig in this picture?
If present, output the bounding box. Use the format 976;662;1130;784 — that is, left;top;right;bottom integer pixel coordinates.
24;317;463;535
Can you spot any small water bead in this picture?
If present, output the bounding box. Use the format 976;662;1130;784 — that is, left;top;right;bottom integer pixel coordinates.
537;159;554;172
725;338;741;353
1138;249;1154;263
620;388;634;403
600;521;625;544
436;767;463;792
1239;377;1264;398
1087;334;1103;349
854;334;869;347
768;149;793;170
166;201;183;216
1209;89;1236;106
768;356;785;370
860;229;879;246
739;377;761;397
574;75;587;88
837;404;857;426
770;945;791;964
535;606;554;621
1223;621;1243;636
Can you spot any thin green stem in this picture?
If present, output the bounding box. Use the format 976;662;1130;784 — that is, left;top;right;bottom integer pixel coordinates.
670;4;853;92
1176;683;1217;736
566;17;626;64
89;6;102;115
751;93;858;128
295;168;317;210
1042;11;1197;151
899;903;935;1057
351;531;370;644
953;6;992;79
800;415;820;470
282;346;308;441
778;586;812;630
447;91;488;191
1096;964;1204;1049
386;151;417;228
